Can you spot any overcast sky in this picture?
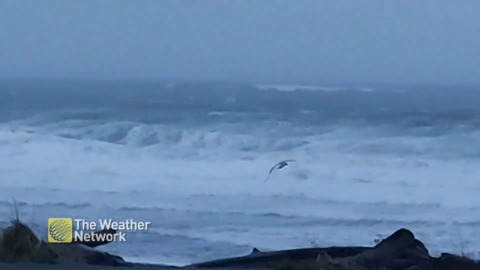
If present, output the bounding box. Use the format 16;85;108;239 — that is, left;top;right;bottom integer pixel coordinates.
1;1;479;84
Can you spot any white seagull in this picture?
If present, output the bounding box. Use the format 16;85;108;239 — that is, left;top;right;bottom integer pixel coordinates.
265;159;296;182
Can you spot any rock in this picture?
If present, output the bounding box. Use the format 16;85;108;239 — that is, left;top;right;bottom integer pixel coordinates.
192;229;446;270
250;247;262;255
328;229;434;270
434;253;480;270
48;242;127;265
316;252;334;269
0;220;60;263
0;220;128;266
405;266;423;270
192;246;370;268
73;228;117;248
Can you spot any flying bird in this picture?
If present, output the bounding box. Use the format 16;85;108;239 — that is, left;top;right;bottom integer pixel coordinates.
265;159;296;182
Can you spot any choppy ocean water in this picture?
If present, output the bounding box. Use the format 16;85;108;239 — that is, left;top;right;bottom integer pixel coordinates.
1;80;480;265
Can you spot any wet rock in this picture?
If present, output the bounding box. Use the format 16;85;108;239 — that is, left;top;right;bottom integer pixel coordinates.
434;252;480;270
0;220;128;266
73;228;117;248
349;228;434;269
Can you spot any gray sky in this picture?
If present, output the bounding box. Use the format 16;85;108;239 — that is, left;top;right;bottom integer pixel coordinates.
1;0;479;84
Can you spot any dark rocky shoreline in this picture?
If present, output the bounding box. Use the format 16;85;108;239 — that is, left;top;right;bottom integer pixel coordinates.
189;228;480;270
1;220;479;270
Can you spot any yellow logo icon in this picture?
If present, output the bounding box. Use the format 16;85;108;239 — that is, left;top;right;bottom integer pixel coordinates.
48;218;73;243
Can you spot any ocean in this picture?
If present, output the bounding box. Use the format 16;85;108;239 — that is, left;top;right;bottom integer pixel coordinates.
0;80;479;265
